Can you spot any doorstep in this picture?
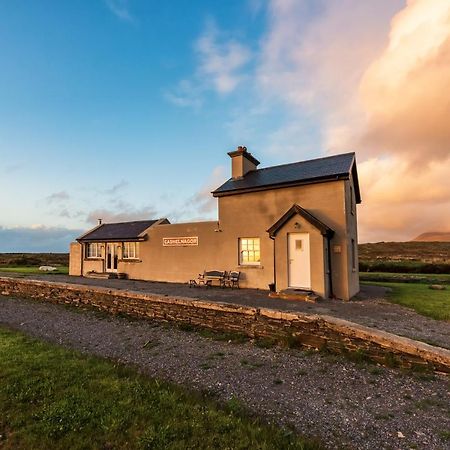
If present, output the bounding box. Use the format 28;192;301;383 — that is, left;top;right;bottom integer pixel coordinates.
269;288;320;303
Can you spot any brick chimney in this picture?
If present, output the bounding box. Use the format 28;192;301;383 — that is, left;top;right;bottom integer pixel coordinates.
227;146;260;179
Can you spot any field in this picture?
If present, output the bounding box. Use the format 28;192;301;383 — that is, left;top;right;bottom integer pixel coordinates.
0;253;69;276
0;253;69;267
0;327;317;450
359;241;450;273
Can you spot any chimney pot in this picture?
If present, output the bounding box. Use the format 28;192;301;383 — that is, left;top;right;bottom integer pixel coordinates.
227;145;260;179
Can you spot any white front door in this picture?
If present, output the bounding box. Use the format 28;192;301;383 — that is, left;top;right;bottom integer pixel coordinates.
106;244;119;272
288;233;311;289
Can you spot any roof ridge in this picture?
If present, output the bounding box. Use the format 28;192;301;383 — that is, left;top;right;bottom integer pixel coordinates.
255;152;355;173
100;219;157;226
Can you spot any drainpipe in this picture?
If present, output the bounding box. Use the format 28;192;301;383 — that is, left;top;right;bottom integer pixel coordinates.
326;234;334;298
80;243;84;277
269;235;276;292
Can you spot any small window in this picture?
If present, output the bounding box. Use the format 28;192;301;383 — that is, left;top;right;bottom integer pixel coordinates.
239;238;260;265
351;239;356;271
86;243;102;258
123;242;138;259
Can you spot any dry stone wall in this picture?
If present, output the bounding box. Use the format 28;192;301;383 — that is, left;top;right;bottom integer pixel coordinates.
1;277;449;373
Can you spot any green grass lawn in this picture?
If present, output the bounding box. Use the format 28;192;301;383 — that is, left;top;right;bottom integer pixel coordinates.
360;272;450;284
0;266;69;275
0;327;319;450
362;281;450;321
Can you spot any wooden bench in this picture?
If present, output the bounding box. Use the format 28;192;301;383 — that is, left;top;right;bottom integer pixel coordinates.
189;270;241;288
189;270;226;288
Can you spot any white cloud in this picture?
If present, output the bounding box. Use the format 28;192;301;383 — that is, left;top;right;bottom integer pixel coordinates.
166;20;251;108
86;204;157;225
164;80;203;109
166;165;225;222
246;0;450;242
195;20;251;94
103;179;129;196
104;0;134;23
45;191;70;204
0;225;82;252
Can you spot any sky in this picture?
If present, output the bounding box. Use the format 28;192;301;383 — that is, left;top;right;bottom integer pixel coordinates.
1;0;449;251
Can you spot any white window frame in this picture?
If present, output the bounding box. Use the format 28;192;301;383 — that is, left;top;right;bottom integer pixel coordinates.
86;243;102;259
239;237;261;266
123;242;139;260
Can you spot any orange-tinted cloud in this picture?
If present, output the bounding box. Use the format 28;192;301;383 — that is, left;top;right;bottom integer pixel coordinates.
259;0;450;242
355;0;450;241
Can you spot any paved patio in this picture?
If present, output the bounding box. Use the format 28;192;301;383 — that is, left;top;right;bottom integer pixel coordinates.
1;272;449;349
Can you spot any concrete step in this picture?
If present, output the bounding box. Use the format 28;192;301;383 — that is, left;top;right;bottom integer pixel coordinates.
269;288;320;303
85;272;118;280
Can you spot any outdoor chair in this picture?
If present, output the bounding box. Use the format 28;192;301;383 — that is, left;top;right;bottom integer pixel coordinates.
226;271;241;289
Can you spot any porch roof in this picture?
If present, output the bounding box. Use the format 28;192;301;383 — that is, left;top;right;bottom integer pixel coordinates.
267;204;334;238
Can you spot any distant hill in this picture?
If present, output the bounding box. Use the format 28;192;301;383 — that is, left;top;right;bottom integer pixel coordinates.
412;232;450;242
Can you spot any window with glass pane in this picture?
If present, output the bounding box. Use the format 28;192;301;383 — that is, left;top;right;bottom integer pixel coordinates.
123;242;138;259
239;238;260;265
86;243;101;258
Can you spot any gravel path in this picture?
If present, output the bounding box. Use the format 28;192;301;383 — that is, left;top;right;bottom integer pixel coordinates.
1;272;450;349
1;294;449;450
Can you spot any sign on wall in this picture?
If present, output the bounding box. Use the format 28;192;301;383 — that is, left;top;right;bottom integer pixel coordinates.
162;236;199;247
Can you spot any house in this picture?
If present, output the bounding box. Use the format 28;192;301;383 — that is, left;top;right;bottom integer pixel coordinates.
69;146;361;300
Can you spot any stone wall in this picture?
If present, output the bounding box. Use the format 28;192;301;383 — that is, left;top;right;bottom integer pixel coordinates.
1;277;449;373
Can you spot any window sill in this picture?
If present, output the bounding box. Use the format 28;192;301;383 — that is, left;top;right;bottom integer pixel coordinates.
238;264;263;269
121;259;141;263
84;257;103;261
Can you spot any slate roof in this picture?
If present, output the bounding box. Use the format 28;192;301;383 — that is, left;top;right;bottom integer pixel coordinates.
77;220;159;242
213;152;361;203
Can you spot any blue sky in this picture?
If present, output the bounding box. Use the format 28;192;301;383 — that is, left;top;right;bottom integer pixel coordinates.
1;0;448;250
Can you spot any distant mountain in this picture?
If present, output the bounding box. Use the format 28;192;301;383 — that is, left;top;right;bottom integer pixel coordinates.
412;232;450;242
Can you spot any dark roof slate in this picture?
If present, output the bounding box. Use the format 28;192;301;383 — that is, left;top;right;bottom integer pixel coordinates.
77;220;158;242
213;152;360;202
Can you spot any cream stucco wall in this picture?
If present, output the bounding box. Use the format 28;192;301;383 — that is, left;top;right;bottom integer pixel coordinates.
69;177;360;300
69;242;82;276
217;180;350;297
119;221;222;283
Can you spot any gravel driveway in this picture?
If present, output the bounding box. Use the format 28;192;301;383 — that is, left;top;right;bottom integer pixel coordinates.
0;294;449;450
1;272;450;349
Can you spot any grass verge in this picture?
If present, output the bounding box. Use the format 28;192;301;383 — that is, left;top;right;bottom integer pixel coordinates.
0;327;320;450
362;281;450;321
360;272;450;285
0;266;69;275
